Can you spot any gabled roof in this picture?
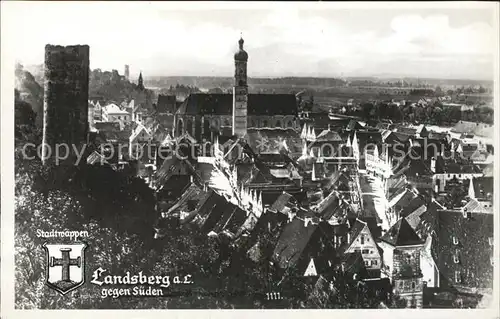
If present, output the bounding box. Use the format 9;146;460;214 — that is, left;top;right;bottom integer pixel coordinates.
95;121;121;132
400;196;426;218
419;209;494;289
156;94;177;114
270;192;295;212
176;93;298;116
435;158;482;174
130;124;151;142
462;198;491;214
97;130;130;143
379;217;424;247
272;217;320;269
315;129;343;142
341;219;367;252
469;177;493;201
388;186;418;208
427;131;449;141
396;127;417;135
482;162;494;177
346;120;364;131
393;147;434;177
451;120;494;138
86;151;109;165
164;182;205;216
246;128;302;157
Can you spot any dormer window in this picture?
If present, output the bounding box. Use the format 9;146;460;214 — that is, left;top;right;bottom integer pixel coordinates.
455;271;462;283
453;254;460;264
463;209;471;219
453;236;459;245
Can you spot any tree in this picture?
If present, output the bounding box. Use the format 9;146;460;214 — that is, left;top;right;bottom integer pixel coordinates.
361;103;374;120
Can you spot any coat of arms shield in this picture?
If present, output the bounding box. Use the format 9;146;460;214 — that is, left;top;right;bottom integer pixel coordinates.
43;242;88;295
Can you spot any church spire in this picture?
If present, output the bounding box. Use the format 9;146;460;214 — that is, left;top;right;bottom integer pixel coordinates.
138;71;144;90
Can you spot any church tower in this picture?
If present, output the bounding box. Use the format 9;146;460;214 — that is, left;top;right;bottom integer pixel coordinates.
233;36;248;138
124;64;130;80
138;71;144;90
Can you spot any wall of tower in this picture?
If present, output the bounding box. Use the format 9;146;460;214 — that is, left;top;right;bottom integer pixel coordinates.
393;247;423;279
232;55;248;137
42;44;90;153
233;86;248;137
124;64;130;80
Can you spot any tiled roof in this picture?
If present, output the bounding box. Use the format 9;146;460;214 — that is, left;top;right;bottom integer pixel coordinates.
307;115;350;130
104;103;129;115
246;128;303;157
451;121;494;138
396;127;417;135
95;121;121;132
272;218;334;269
244;209;289;258
156;94;177;114
482;163;494;177
436;158;482;174
387;186;416;207
400;196;426;218
393;148;434;177
270;192;294;212
176;93;298;116
419;209;493;289
164;182;204;216
97;130;130;143
427;131;449;141
86;151;108;165
346;120;364;131
340;219;367;253
469;177;493;201
315;129;343;142
379;217;424;247
383;131;411;145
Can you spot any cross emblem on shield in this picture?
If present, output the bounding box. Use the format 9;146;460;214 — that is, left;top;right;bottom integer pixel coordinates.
43;242;88;295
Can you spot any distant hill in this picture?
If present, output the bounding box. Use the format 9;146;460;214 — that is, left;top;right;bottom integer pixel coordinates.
14;64;156;124
15;64;43;126
144;76;348;92
89;69;155;107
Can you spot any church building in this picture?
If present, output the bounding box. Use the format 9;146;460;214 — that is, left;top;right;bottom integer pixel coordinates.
173;37;300;141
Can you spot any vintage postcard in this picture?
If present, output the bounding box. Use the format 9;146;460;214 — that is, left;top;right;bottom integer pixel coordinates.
1;1;499;318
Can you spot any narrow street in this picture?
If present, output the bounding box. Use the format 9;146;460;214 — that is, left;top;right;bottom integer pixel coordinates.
358;170;390;232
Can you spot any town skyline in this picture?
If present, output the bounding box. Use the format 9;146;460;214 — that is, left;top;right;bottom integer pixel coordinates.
8;2;497;81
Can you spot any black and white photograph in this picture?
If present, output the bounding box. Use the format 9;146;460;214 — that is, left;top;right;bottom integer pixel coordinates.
1;1;499;314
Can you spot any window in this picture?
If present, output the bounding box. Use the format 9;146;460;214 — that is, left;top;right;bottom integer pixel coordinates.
364;260;369;266
411;281;416;289
360;235;365;245
453;255;460;264
362;249;370;254
453;236;459;245
372;260;378;266
455;271;462;283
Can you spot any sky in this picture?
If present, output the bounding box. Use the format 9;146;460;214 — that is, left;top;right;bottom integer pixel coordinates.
5;2;498;80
